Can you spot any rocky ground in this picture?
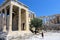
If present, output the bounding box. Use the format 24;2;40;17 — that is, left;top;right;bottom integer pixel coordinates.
6;32;60;40
0;31;60;40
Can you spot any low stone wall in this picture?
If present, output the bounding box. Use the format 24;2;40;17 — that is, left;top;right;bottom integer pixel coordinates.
7;33;33;40
0;31;32;40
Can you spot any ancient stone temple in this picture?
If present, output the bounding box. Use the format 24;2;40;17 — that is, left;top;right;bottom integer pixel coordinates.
0;0;35;38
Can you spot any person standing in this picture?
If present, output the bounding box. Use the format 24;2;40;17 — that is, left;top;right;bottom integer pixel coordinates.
41;32;44;38
41;30;44;38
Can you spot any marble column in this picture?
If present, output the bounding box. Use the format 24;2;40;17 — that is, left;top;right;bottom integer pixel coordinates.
18;8;21;31
1;11;3;31
45;16;47;24
3;8;7;32
52;16;54;24
59;16;60;23
0;12;1;31
26;11;30;31
55;16;57;24
9;5;13;32
48;16;50;25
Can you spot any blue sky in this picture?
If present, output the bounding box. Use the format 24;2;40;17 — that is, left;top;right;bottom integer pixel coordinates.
0;0;60;16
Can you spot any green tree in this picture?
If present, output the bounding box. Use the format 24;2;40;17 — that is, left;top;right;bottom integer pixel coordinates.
30;18;43;34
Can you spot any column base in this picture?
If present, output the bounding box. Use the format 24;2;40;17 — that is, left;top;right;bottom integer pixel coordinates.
3;26;7;32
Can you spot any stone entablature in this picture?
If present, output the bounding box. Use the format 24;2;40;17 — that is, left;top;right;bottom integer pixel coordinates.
0;0;28;11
